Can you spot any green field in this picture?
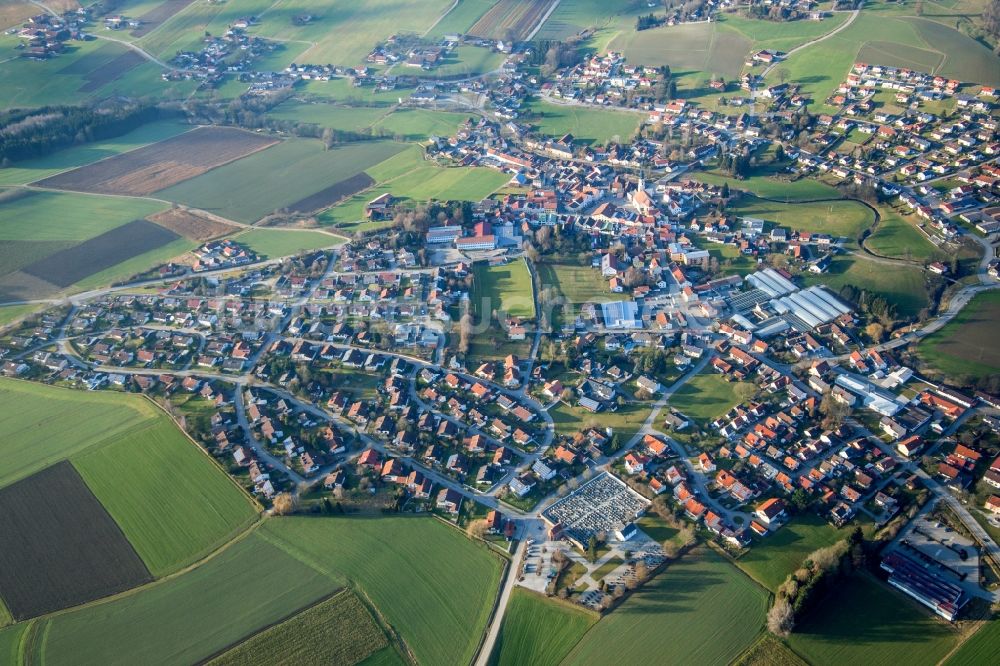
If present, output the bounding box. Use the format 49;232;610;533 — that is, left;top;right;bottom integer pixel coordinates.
694;171;842;201
0;122;192;187
0;377;258;577
426;0;495;38
787;574;959;666
473;259;536;319
801;254;929;318
550;400;653;443
373;108;474;142
0;378;167;488
729;196;874;242
490;589;597;666
73;419;258;577
269;102;393;132
35;532;337;666
525;99;642;145
866;208;940;261
735;633;808;666
734;514;847;592
406;45;504;79
232;228;344;258
209;590;395;666
609;20;751;80
0;624;26;664
944;618;1000;665
157;139;406;223
721;13;852;54
764;10;1000;114
0;190;164;243
0;37;191;110
917;290;1000;381
0;303;39;326
563;548;768;664
668;370;751;425
71;236;197;291
260;515;504;666
536;261;615;304
321;146;508;230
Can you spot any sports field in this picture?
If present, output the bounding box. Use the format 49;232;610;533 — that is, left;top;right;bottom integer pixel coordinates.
490;589;597;666
231;229;344;258
917;290;1000;381
209;590;394;666
260;515;504;666
157;139;407;223
734;514;847;592
536;261;615;305
787;574;959;666
472;259;536;319
35;533;337;666
563;548;768;664
73;419;258;577
525;99;642;145
668;370;751;425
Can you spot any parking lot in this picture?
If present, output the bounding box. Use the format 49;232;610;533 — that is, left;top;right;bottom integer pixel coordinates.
891;511;984;600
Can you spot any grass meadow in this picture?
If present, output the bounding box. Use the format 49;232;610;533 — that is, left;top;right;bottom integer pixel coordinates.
73;419;258;577
694;171;842;201
209;590;395;666
734;513;848;592
917;290;1000;381
525;99;643;145
729;196;874;242
157;139;406;223
668;370;751;425
36;533;336;666
866;207;940;261
801;254;929;318
0;378;164;488
536;261;615;305
231;228;344;258
0;122;191;187
489;589;597;666
260;515;504;666
787;573;959;666
563;548;768;665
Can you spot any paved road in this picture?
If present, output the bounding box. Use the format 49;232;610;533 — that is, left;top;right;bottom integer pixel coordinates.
475;539;527;666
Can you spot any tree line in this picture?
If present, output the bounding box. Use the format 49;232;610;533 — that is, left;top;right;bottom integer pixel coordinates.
0;101;178;163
